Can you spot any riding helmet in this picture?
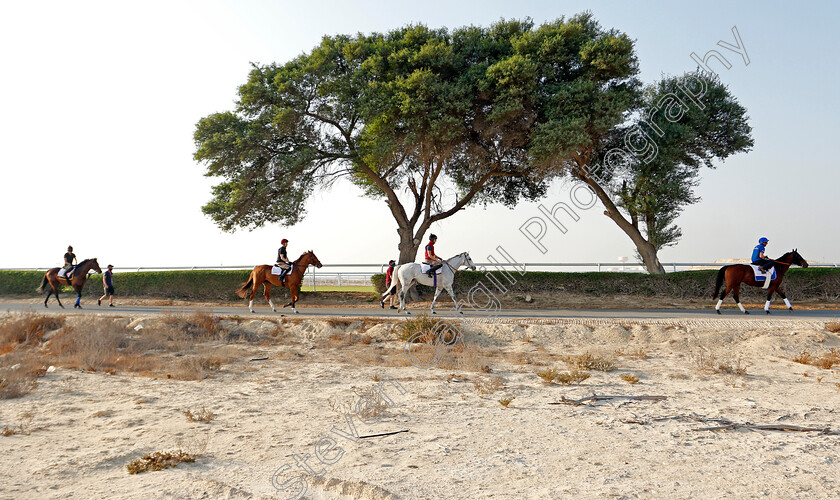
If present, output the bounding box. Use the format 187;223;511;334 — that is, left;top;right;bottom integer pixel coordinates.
759;237;769;244
281;238;289;244
429;234;437;240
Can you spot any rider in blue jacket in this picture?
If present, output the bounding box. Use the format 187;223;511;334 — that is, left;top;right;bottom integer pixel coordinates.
751;237;773;272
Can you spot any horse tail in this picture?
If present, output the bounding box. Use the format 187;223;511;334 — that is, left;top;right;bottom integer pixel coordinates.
236;273;254;298
37;274;50;294
381;265;402;298
712;266;729;299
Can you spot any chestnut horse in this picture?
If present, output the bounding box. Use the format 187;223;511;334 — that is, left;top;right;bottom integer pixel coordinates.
236;250;323;313
712;249;808;314
38;258;103;309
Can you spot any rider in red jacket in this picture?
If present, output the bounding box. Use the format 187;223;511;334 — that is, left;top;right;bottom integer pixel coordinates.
424;234;442;277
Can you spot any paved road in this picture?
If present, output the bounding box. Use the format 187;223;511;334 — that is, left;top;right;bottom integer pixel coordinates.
3;300;838;326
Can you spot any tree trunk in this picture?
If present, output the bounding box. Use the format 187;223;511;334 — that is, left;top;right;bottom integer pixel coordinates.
577;169;667;275
396;226;422;265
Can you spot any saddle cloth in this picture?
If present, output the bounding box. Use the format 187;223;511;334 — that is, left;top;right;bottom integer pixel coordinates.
750;265;776;281
421;264;442;274
58;268;71;278
271;264;290;275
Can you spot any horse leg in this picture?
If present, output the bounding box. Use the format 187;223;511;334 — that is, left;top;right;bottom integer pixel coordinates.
430;287;444;314
248;276;259;313
776;287;793;312
44;289;51;308
74;287;82;309
263;283;276;312
292;286;299;314
716;284;731;314
400;280;412;315
733;285;748;314
764;283;778;314
445;286;462;314
55;284;64;309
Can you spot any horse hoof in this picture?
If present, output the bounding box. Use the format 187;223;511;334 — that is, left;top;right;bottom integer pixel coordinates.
294;310;299;314
716;310;721;315
788;308;794;312
459;311;464;315
766;310;770;315
250;310;255;314
432;311;437;315
380;301;384;308
744;311;750;315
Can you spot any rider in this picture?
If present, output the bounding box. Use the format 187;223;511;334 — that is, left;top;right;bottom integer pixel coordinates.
424;234;442;277
751;237;773;272
63;245;77;280
276;238;292;284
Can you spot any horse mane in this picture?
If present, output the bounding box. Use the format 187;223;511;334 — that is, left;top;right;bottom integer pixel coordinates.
77;258;93;266
293;251;314;263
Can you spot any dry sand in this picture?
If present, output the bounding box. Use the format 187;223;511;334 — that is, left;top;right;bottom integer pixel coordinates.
2;315;840;499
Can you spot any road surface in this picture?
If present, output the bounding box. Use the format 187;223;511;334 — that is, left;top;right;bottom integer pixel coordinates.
3;300;838;327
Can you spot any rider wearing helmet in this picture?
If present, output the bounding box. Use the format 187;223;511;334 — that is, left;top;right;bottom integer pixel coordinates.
751;237;773;272
276;239;291;284
424;234;442;277
63;245;77;280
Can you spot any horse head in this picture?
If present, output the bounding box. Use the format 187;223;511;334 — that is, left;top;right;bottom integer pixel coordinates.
302;250;323;268
462;252;476;271
791;248;808;268
90;258;103;274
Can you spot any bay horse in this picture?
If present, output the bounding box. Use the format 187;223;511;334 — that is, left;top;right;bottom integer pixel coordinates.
712;249;808;314
236;250;323;313
382;252;476;315
38;258;103;309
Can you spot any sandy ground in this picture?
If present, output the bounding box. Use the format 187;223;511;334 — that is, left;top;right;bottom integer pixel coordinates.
2;315;840;499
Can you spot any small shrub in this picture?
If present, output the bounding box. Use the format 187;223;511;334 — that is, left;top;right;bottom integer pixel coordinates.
398;314;449;343
473;375;504;395
0;313;65;349
126;450;196;474
183;407;214;423
791;349;840;370
554;370;591;385
620;374;640;384
565;352;615;372
536;368;559;384
826;322;840;334
498;397;515;408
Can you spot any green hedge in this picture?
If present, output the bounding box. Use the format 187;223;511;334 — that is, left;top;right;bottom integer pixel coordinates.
5;267;838;303
371;268;840;301
1;270;253;301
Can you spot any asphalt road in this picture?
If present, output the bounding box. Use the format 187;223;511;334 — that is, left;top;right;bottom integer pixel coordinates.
3;300;838;326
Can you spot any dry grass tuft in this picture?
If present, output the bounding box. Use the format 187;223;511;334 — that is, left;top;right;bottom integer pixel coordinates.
183;407;214;423
620;374;640;384
498;396;515;408
0;351;45;399
554;370;591;385
0;313;65;351
473;375;505;395
398;314;452;343
792;349;840;370
825;322;840;334
126;450;197;474
536;368;559;384
564;352;615;372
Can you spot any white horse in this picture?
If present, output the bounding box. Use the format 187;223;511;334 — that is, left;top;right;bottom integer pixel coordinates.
381;252;476;315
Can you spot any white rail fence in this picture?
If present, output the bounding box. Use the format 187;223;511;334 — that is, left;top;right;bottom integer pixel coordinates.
3;262;837;291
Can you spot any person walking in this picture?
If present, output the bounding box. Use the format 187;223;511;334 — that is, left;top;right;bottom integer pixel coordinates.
98;264;115;307
380;259;398;309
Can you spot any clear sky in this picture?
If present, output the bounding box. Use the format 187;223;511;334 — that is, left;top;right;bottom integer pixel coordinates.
1;0;838;269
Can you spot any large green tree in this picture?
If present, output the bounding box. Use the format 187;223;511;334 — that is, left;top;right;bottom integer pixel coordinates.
194;14;639;263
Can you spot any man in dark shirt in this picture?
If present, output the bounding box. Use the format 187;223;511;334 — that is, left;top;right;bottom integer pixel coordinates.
63;245;77;279
276;238;291;283
98;264;115;307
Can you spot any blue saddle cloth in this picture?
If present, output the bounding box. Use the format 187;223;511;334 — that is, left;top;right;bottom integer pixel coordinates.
750;264;776;281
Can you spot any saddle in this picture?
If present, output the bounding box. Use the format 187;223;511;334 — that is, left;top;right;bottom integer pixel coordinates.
271;263;291;275
57;267;74;279
421;264;442;275
750;264;776;289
